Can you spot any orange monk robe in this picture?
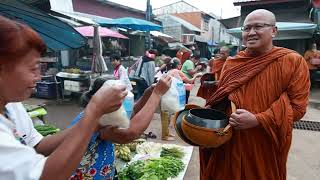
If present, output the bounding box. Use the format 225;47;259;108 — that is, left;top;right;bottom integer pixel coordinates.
201;47;310;180
304;49;320;70
212;58;226;80
197;58;226;99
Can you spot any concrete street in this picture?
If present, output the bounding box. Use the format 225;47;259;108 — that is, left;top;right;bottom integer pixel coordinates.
24;81;320;180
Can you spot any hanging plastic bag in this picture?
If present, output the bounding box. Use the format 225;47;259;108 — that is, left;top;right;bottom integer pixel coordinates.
99;80;131;128
161;76;186;114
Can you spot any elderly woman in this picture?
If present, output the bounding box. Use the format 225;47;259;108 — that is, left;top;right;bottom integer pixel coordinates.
0;16;171;180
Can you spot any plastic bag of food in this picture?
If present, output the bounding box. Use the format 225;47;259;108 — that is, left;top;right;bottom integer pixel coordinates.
99;80;130;128
161;76;186;114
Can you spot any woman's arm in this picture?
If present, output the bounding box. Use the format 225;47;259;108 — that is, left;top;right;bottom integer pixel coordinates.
99;76;171;144
39;86;127;180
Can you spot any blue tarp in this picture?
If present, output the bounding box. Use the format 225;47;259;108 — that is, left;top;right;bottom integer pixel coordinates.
0;0;87;51
96;17;162;31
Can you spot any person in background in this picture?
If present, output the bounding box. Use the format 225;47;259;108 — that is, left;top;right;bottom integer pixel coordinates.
160;58;202;141
110;54;132;91
176;47;192;65
304;43;320;87
201;9;310;180
134;49;157;87
209;46;230;80
69;76;171;179
133;49;157;99
157;55;174;74
181;52;203;103
197;46;230;99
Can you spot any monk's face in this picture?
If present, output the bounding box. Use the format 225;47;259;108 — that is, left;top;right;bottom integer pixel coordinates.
219;48;229;60
242;12;277;53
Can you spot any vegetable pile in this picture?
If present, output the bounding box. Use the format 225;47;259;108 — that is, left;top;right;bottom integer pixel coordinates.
160;147;185;159
119;156;185;180
115;139;146;162
34;124;60;136
115;145;132;162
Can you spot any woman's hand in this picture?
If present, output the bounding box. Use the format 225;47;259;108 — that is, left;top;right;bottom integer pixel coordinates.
87;85;128;118
153;75;172;96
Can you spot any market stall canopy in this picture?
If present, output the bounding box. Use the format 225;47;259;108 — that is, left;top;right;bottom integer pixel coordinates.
151;31;177;43
227;22;317;40
0;0;87;51
51;10;97;25
75;26;128;39
165;42;189;50
150;31;173;38
96;17;162;31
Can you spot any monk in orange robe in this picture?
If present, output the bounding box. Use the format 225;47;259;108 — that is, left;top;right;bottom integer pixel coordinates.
304;43;320;70
200;9;310;180
197;46;230;99
210;46;230;80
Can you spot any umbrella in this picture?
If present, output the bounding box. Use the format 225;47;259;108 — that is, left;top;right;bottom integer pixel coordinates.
91;26;108;74
96;17;162;31
75;26;128;39
0;0;86;51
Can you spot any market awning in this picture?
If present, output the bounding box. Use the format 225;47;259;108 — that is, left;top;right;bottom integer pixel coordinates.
151;31;177;43
96;17;162;31
0;0;87;51
227;22;317;40
51;10;97;25
75;26;128;39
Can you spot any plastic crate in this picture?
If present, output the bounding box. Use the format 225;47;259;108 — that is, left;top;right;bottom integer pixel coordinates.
36;81;57;99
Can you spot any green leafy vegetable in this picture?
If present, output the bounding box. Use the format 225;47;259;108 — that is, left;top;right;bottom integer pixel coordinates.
119;157;185;180
160;147;185;159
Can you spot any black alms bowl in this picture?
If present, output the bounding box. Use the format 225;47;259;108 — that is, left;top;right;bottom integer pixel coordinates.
186;108;228;129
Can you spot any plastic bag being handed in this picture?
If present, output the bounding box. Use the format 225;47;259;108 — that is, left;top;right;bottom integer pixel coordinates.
161;76;186;114
99;80;130;128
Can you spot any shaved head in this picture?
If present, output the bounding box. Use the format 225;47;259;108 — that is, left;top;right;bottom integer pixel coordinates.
220;46;230;52
242;9;277;55
219;46;230;60
244;9;276;26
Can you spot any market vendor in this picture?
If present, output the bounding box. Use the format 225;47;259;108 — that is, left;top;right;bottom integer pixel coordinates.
69;76;170;179
0;15;171;180
110;53;133;91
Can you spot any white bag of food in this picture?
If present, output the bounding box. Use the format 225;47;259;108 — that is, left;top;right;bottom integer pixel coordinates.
161;76;186;114
99;80;130;128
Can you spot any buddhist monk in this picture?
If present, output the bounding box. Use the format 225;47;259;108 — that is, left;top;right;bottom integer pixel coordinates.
197;46;230;99
304;43;320;86
200;9;310;180
210;46;230;80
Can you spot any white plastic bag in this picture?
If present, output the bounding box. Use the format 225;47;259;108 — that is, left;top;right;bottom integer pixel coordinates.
161;76;186;114
99;80;130;128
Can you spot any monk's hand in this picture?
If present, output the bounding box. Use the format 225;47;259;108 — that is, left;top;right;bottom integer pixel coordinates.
229;109;259;130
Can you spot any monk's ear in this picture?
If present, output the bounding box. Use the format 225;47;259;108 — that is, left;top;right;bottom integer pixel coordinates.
271;26;278;38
